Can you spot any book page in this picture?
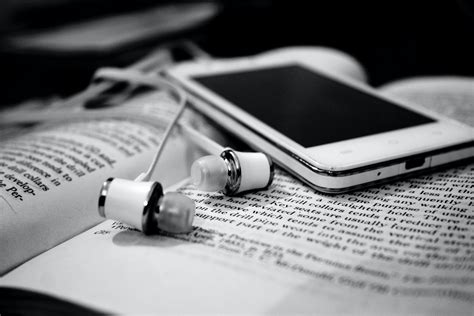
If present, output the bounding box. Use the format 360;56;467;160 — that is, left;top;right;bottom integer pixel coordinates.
2;164;472;314
0;92;198;274
380;76;474;127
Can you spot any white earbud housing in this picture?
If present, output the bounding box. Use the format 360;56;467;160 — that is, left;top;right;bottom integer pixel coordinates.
191;148;274;195
98;178;195;234
233;150;273;193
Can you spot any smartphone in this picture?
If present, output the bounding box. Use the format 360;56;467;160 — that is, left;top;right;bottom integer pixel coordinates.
167;48;474;193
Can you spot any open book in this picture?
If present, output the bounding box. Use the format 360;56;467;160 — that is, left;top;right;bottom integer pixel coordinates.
1;47;473;314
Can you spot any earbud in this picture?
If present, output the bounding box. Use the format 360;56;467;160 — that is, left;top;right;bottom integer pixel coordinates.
98;178;195;234
191;148;274;195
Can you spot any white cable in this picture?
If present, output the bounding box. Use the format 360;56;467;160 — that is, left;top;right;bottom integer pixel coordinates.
178;123;223;156
92;68;188;182
59;47;173;110
28;41;209;111
180;41;213;61
134;100;186;182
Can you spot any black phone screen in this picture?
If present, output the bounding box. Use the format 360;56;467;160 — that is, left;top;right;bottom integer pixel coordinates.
193;65;434;147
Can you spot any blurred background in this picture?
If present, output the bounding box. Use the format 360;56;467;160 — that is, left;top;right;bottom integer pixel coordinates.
1;0;473;106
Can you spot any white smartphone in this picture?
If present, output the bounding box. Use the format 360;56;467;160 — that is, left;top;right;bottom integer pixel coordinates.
167;48;474;193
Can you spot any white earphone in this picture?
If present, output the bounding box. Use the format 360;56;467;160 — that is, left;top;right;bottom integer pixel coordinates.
98;125;274;235
192;149;274;194
98;178;195;234
179;123;274;196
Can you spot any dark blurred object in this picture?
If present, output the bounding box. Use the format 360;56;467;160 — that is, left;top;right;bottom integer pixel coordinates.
1;0;473;106
0;1;219;106
199;0;474;86
4;3;217;53
0;286;104;316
